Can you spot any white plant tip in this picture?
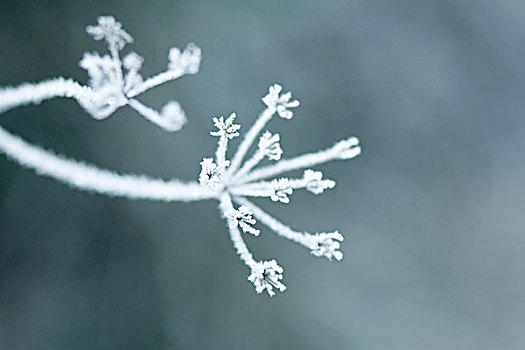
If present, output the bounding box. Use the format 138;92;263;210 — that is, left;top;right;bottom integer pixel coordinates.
79;16;201;131
303;169;336;195
248;260;286;297
261;84;300;119
225;205;260;236
310;231;344;261
199;158;230;189
161;101;187;132
270;178;293;203
86;15;133;50
168;42;202;74
258;131;283;161
210;113;241;139
333;137;361;159
123;51;144;71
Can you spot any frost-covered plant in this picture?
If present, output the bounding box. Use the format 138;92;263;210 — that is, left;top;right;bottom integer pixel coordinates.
0;15;200;131
0;16;361;297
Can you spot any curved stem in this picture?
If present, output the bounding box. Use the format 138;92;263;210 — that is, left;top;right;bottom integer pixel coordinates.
0;78;215;202
0;77;90;114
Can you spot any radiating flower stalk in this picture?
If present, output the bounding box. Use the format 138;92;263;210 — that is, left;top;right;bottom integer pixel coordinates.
0;16;361;297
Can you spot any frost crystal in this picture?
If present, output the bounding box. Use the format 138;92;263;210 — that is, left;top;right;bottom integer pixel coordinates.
0;17;361;298
210;113;241;139
261;84;300;119
86;15;133;50
160;101;187;131
225;205;260;236
309;232;344;261
303;169;336;195
123;51;143;71
258;131;283;161
199;158;230;189
248;260;286;297
168;43;202;74
270;178;293;203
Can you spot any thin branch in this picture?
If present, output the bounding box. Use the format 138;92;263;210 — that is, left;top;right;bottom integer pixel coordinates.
226;107;275;177
0;123;216;202
219;193;256;267
0;78;90;114
233;196;311;247
126;70;184;98
233;137;361;185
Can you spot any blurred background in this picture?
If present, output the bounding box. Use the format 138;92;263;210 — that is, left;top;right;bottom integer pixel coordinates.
1;0;525;349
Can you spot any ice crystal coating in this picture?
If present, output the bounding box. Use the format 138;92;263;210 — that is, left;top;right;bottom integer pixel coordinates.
77;16;201;130
248;260;286;297
270;178;293;203
332;137;361;159
225;205;260;236
199;158;230;189
210;113;241;139
262;84;300;119
0;16;361;297
190;84;361;295
309;231;344;261
168;43;202;74
160;101;187;131
258;131;283;161
86;15;133;50
303;169;336;195
123;51;143;70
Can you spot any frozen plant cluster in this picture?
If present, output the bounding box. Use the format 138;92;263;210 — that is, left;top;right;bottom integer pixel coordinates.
0;15;201;131
0;16;361;297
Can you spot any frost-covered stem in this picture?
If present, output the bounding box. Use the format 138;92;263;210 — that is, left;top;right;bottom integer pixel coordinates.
220;193;256;267
109;45;125;89
229;186;271;198
231;148;265;182
127;98;177;131
233;197;312;247
0;124;216;202
0;78;91;114
230;177;309;194
216;134;228;165
234;137;361;185
127;70;184;98
227;107;275;176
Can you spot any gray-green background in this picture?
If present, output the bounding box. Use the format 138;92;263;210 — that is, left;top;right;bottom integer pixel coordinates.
1;0;525;349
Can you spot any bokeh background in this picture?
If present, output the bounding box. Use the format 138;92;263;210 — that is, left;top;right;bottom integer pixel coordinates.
1;0;525;349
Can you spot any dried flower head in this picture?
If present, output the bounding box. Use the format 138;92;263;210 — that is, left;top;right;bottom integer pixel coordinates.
210;113;241;140
309;231;344;261
248;260;286;297
86;15;133;50
262;84;300;119
225;205;260;236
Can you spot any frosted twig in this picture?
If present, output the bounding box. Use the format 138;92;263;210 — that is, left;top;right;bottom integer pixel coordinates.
231;131;282;182
226;107;275;177
0;124;215;201
226;84;299;177
210;113;240;164
0;78;91;114
233;137;361;185
219;193;256;267
234;197;343;260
